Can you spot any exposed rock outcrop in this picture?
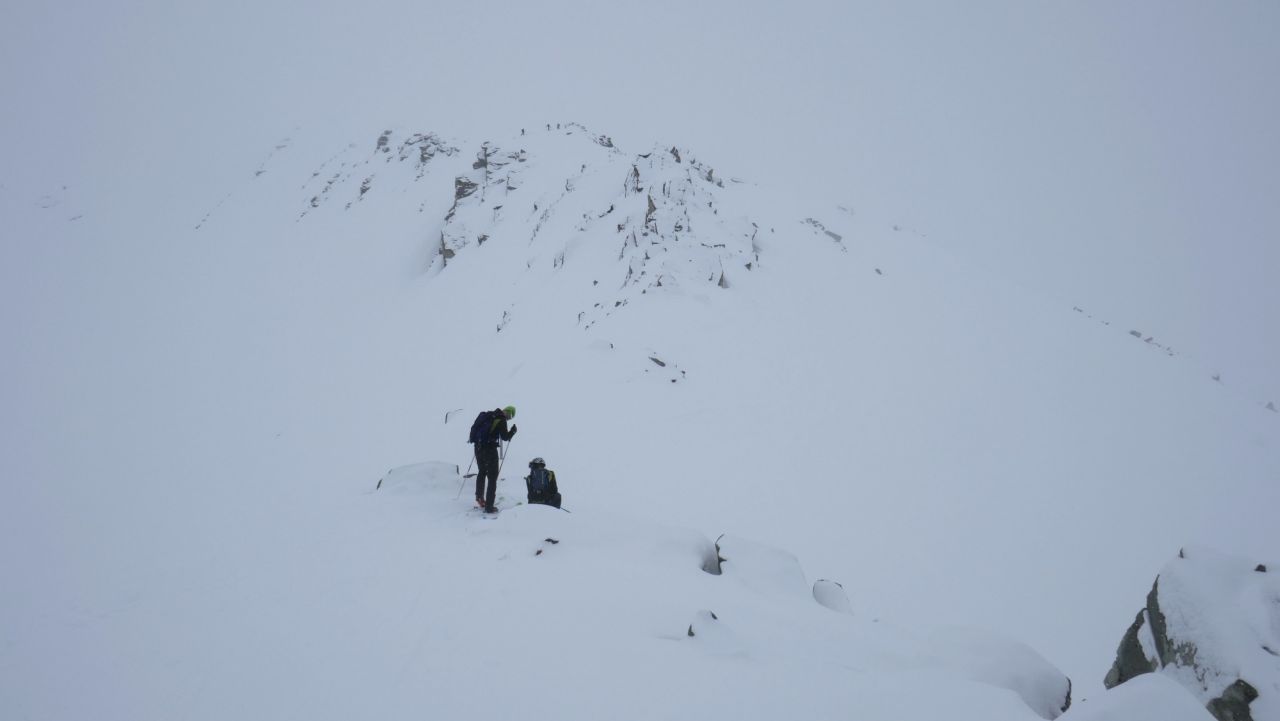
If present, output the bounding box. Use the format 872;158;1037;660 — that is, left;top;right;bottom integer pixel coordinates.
299;129;457;218
430;124;760;328
1104;548;1279;721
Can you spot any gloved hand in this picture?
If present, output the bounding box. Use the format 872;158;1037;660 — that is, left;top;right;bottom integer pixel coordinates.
510;424;518;435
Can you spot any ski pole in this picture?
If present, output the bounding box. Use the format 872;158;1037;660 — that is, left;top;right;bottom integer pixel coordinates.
455;448;476;499
496;438;510;481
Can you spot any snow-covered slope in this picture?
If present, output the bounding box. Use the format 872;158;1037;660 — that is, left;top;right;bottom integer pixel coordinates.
1067;674;1216;721
373;463;1069;721
1;123;1276;719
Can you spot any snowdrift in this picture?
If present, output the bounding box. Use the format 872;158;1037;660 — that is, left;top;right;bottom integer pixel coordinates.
372;461;1072;721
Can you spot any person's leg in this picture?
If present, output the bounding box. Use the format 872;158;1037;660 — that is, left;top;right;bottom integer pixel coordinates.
476;446;497;507
484;468;497;510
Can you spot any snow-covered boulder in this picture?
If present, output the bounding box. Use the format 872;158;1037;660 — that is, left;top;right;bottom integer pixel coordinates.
1104;548;1279;721
714;533;810;598
812;579;854;615
926;626;1073;719
1062;673;1215;721
684;609;747;655
375;461;461;493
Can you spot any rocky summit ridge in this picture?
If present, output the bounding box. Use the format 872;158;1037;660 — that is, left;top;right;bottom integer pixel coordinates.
284;122;850;331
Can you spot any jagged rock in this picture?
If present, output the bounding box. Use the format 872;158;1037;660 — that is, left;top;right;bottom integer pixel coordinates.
454;177;478;201
1104;583;1164;687
438;234;455;264
802;217;844;245
1207;680;1259;721
315;123;766;305
623;165;643;195
704;534;725;575
1104;548;1279;721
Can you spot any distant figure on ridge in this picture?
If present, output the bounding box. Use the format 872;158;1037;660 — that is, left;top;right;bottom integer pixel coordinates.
524;457;561;509
468;406;517;513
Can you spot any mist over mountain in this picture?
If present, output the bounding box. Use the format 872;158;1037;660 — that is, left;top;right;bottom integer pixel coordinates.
3;118;1276;718
3;3;1278;719
5;1;1278;400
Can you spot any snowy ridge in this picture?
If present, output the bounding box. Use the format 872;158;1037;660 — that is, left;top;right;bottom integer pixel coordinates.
299;130;459;218
294;123;769;333
263;122;1276;415
436;132;758;319
372;461;1071;721
4;119;1277;721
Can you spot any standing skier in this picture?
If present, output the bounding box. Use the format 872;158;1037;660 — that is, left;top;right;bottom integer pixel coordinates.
468;406;517;513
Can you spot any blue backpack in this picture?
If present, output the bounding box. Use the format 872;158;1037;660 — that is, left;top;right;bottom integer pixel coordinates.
527;466;554;496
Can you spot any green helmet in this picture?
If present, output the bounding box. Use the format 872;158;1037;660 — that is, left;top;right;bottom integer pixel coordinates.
503;405;516;419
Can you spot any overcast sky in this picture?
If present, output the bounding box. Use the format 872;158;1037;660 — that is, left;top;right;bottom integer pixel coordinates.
4;0;1278;398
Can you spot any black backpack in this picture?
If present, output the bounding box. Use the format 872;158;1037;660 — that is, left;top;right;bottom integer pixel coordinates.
527;467;555;497
468;409;501;445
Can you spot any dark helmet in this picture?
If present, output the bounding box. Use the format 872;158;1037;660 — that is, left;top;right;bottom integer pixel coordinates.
529;457;545;468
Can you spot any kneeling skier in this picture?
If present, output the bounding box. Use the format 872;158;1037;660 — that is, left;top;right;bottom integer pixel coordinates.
525;457;561;509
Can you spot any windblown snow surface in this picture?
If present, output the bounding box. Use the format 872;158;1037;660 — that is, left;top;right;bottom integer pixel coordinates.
1;124;1275;720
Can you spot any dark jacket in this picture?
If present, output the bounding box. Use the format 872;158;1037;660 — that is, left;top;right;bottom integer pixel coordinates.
475;409;515;447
